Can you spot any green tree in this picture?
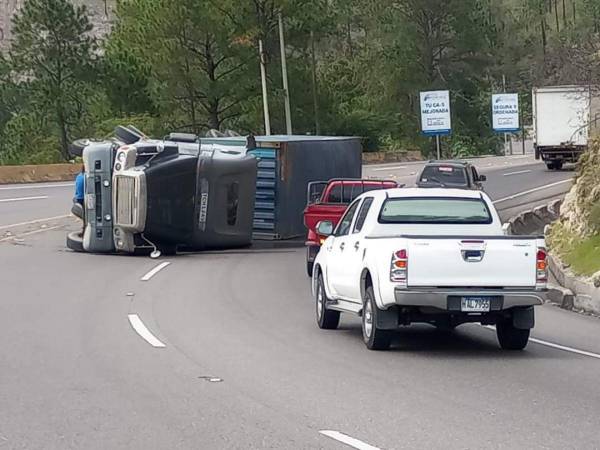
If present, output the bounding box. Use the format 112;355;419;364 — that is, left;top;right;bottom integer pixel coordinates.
8;0;97;160
109;0;257;134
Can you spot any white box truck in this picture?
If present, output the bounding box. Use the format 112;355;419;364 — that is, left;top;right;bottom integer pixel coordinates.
533;85;590;170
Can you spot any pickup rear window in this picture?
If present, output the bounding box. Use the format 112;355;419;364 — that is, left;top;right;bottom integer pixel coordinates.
419;166;467;185
378;197;492;224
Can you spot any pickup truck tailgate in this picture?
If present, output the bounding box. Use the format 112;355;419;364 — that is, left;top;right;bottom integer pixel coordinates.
406;238;537;288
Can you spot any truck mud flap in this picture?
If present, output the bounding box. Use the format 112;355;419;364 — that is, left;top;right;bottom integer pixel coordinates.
377;305;400;330
512;306;535;330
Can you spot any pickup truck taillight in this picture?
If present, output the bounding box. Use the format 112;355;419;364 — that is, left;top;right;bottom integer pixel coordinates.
536;248;548;287
391;249;408;285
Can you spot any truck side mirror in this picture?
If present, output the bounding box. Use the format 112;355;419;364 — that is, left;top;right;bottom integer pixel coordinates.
479;175;487;182
316;220;334;237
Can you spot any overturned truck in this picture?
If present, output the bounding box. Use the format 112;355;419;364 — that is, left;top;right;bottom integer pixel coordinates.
68;127;258;256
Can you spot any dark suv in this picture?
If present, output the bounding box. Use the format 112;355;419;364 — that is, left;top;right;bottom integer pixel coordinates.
416;160;486;190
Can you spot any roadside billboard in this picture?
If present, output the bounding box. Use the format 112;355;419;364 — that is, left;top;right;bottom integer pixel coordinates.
420;90;451;135
492;93;520;132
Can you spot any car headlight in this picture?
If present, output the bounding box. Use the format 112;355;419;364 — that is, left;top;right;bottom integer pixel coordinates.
117;152;127;163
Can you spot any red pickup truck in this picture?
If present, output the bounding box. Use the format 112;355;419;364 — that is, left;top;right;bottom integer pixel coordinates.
303;179;399;276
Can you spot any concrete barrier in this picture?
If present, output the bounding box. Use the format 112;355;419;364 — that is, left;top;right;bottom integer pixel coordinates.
0;164;81;184
506;198;600;316
549;254;600;316
505;198;563;235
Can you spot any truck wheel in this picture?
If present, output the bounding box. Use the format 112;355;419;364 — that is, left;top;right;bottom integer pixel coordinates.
496;320;530;350
362;285;392;350
316;274;340;330
554;161;563;170
66;231;84;253
546;162;555;170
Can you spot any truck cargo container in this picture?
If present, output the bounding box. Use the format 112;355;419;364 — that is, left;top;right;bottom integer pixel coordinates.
200;136;363;240
533;85;591;169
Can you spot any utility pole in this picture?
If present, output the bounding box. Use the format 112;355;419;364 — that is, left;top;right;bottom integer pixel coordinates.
436;135;441;160
279;13;293;135
259;39;271;136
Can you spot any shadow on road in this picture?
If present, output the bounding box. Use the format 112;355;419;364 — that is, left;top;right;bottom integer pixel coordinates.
337;323;539;359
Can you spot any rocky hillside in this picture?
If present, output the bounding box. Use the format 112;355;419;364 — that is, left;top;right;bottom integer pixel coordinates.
547;138;600;279
0;0;114;50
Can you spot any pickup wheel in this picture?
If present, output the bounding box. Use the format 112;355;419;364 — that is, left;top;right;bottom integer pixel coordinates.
316;274;340;330
496;320;530;350
546;162;555;170
362;286;392;350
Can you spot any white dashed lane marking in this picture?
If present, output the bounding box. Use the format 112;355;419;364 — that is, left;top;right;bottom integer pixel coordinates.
503;169;532;176
127;314;166;348
141;262;171;281
320;431;380;450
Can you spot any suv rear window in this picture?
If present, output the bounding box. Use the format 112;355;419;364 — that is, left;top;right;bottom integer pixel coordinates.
419;165;468;186
378;197;492;224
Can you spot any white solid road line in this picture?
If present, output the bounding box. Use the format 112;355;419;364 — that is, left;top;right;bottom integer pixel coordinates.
0;225;62;242
320;431;380;450
127;314;166;348
0;196;48;203
0;183;72;191
503;169;532;177
482;326;600;360
0;214;72;230
493;179;572;204
141;262;171;281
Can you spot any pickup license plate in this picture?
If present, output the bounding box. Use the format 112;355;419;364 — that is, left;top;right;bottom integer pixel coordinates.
461;297;491;312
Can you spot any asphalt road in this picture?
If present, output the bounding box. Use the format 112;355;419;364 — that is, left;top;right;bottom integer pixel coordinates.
2;155;597;450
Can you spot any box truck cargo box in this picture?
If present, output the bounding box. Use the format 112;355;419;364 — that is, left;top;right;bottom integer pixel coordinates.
200;136;363;240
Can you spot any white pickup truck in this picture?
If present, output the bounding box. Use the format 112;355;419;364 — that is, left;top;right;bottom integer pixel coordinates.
312;188;547;351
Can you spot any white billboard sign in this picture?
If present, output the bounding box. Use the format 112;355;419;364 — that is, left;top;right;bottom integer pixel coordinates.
420;90;451;135
492;93;520;132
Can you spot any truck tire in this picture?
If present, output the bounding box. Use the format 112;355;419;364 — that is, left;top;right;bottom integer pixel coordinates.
496;320;530;350
66;231;84;253
316;274;340;330
362;285;392;350
546;162;555;170
554;161;563;170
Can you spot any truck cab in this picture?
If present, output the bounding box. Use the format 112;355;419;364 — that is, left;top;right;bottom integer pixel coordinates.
68;127;258;255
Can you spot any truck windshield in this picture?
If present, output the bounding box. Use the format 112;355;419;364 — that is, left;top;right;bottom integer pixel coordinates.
378;197;492;224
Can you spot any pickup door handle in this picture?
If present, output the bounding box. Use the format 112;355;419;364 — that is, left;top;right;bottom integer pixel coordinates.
339;242;345;251
354;241;360;250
